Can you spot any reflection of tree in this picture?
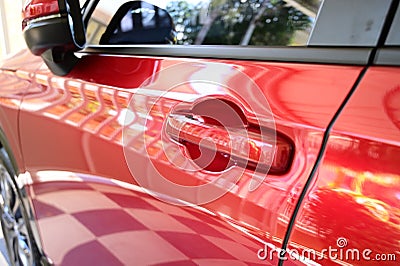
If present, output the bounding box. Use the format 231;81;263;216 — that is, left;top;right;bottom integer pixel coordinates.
293;0;320;13
167;0;314;46
194;0;227;45
240;0;269;45
247;0;311;46
166;1;203;44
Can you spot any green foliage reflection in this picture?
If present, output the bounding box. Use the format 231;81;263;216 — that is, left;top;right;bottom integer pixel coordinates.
166;0;319;46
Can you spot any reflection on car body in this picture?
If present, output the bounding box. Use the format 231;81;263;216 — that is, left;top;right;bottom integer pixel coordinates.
0;0;398;265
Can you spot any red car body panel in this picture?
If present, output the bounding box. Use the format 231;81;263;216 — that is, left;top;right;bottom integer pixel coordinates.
27;172;278;265
0;0;398;264
0;50;44;172
5;50;365;263
287;67;400;265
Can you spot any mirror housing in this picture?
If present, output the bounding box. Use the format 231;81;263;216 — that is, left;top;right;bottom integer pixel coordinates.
23;0;85;75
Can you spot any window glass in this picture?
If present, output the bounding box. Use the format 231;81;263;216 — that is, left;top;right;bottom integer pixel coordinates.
87;0;323;46
309;0;391;46
386;5;400;45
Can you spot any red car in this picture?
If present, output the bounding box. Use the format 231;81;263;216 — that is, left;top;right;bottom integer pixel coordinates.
0;0;399;265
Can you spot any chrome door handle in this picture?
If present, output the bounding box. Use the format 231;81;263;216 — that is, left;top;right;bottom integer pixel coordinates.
165;111;293;174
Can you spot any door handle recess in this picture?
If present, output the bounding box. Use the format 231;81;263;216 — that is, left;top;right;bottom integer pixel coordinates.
165;112;293;174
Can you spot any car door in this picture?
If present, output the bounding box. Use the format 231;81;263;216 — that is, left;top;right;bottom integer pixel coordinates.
17;0;395;264
285;6;400;265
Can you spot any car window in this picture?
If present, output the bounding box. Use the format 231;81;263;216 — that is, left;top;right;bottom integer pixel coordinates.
386;4;400;45
86;0;323;46
309;0;392;47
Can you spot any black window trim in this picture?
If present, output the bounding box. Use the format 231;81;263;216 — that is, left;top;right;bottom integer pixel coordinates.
80;45;372;65
375;47;400;66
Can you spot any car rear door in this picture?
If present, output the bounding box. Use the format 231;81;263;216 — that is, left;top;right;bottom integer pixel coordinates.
285;5;400;265
17;0;395;264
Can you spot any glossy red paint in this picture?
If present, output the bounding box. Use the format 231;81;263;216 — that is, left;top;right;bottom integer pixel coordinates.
22;0;60;28
14;51;363;263
25;171;281;265
287;67;400;265
0;50;44;172
165;99;294;174
1;1;398;263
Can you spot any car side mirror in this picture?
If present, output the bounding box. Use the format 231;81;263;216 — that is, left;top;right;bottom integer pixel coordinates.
99;1;176;45
23;0;86;76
